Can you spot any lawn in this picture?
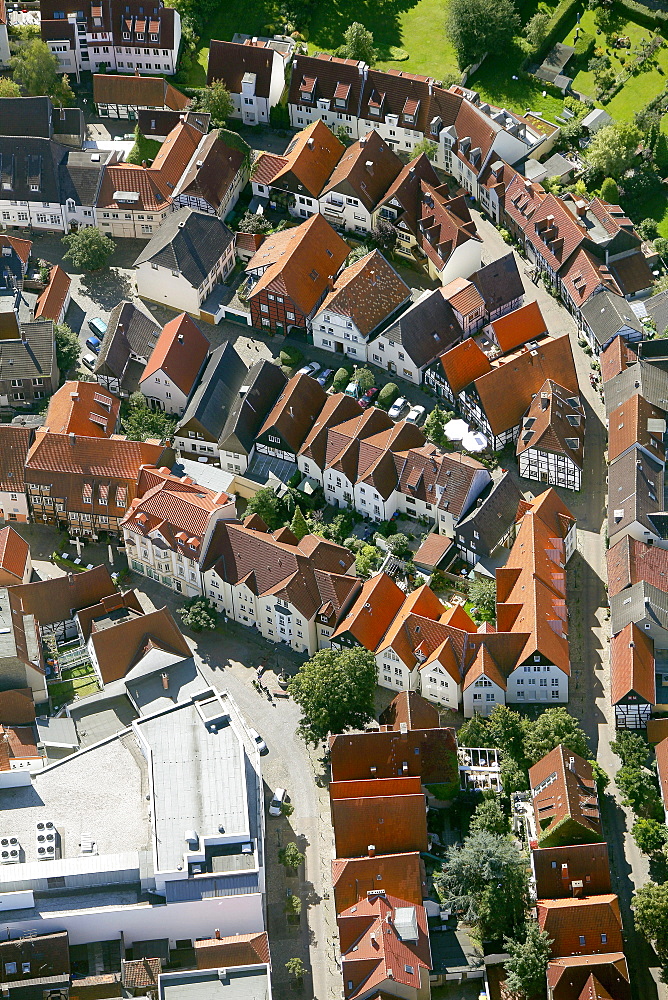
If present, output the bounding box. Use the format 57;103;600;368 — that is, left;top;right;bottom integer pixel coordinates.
179;0;279;86
466;41;566;120
126;131;163;166
48;674;100;706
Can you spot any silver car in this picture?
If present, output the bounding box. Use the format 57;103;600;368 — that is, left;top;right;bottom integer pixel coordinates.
406;404;426;425
388;396;408;419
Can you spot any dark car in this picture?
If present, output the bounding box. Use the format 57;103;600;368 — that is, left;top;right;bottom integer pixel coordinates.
358;386;379;408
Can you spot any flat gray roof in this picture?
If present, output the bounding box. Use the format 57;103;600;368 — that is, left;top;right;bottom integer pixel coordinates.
136;695;250;874
161;968;270;1000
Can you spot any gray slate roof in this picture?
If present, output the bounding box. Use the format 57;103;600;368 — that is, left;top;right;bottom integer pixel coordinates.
176;342;248;441
645;290;668;338
604;359;668;415
378;287;463;369
455;470;522;557
59;149;111;207
0;97;51;138
610;579;668;636
218;359;287;456
0;320;56;380
94;299;161;385
134;208;235;289
582;289;644;350
608;444;665;539
469;252;524;318
0;137;66;206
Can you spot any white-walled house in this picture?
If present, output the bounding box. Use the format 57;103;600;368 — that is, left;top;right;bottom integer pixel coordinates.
134;208;236;317
139;311;209;416
207;39;285;125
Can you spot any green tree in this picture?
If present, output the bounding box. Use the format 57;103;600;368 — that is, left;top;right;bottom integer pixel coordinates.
504;922;552;1000
413;137;438;161
632;818;667;855
589;759;610;796
195;79;234;127
243;486;286;531
340;22;376;64
637;217;659;242
54;322;81;376
524;10;550;49
285;894;302;918
437;830;530;940
371;218;397;253
424;406;453;448
600;176;619;202
586;122;641;179
523;708;590;765
332;367;352;392
11;39;74;103
501;755;530;796
615;766;663;819
290;507;309;541
377;382;399;409
237;211;272;235
385;532;410;556
446;0;520;69
469;796;509;836
487;705;527;764
654;237;668;258
633;881;668;962
179;596;217;632
278;842;305;871
289;647;377;745
0;78;20;97
351;367;375;391
468;575;496;623
335;124;352;146
356;543;381;576
458;712;490;748
62;227;115;271
610;731;649;769
123;393;177;442
285;957;305;982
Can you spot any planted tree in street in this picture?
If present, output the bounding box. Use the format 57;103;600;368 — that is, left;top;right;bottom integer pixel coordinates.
179;597;218;632
62;227;115;271
504;922;552;1000
289;647;377;745
278;842;305;872
633;881;668;963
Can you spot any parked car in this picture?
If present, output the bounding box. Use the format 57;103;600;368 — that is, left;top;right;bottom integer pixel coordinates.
358;387;379;409
269;787;287;816
388;396;408;420
345;381;360;398
406;404;426;425
248;727;268;756
297;361;321;377
316;368;334;386
88;317;107;339
85;336;102;355
81;352;97;370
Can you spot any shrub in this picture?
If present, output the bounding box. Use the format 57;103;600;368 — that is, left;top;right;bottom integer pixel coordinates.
279;346;304;368
377;382;399;408
332;367;351;392
574;31;595;61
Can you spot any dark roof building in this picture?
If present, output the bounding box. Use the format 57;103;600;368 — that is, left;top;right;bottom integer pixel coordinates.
175;343;248;447
93;299;162;395
172;129;250;215
207;38;277;92
134;207;235;289
137;108;211;139
217;359;287;462
581;289;644;353
468;252;524;321
0;97;84;144
374;286;464;372
455;470;522;567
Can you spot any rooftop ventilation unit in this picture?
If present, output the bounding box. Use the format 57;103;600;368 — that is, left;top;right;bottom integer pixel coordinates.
36;820;56;860
0;836;20;864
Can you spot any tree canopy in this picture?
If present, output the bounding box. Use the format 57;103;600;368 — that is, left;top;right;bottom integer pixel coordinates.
586;122;641;178
179;597;217;632
615;765;663;820
446;0;520;69
123;392;177;442
610;731;649;769
195;80;234;127
600;177;619;203
290;507;309;541
351;367;375;391
339;22;376;64
468;576;496;623
289;647;377;744
504;922;552;1000
522;707;590;764
437;829;530;940
62;227;115;272
524;10;550;49
54;323;81;377
633;881;668;963
243;487;288;531
423;405;454;448
0;79;20;98
632;818;667;856
11;39;74;103
469;796;509;837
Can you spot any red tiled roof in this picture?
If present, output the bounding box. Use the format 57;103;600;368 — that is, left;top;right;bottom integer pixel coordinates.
491;299;547;353
419;183;480;273
599;336;636;383
330;776;429;857
607;535;668;597
329;725;458;786
140;313;209;394
378;690;440;730
91;605;191;684
332;853;425;914
547;954;630;1000
608;393;665;465
656;736;668;811
529;745;602;847
561;248;621;307
537;895;623;958
610;622;655;706
439;338;492;396
524;193;586;274
122;959;161;989
320;129;403;212
34;265;70;322
271;119;344;199
532;843;612;899
413;532;454;569
0;689;35;725
45;381;121;439
194;932;270;970
26;432;166;485
316;250;410;337
332;572;408;650
504;171;546;231
0;526;29;584
208;38;277;95
515;378;584;468
251;151;288;186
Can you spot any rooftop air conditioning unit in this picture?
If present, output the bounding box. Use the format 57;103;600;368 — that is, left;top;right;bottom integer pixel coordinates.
0;836;20;864
36;820;56;859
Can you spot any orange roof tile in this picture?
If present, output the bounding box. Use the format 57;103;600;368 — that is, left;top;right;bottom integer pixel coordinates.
329;726;458;786
532;843;611;899
34;265;71;322
194;932;270;970
90;605;191;684
656;737;668;810
331;853;425;914
332;572;406;651
608;393;665;465
537;895;623;959
0;689;35;725
330;779;429;857
316;250;410;337
491;300;547;353
272;119;344;199
525;193;587;275
378;690;439;730
0;526;29;584
0;235;30;265
516;378;584;467
607;535;668;597
439;337;492;396
140;313;209;394
529;745;602;847
547;953;630;1000
599;336;636;383
610;622;655;706
44;381;121;439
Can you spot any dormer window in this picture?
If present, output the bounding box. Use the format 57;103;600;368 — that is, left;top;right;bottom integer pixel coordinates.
404;114;414;123
300;90;312;102
136;32;144;39
150;32;158;40
123;30;130;37
369;105;380;116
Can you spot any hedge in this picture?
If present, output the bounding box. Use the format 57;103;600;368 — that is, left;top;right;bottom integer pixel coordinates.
377;382;399;408
332;367;352;392
524;0;580;66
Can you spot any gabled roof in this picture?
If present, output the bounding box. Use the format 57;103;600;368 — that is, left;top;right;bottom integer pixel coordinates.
359;67;435;134
140;312;209;394
172;129;249;212
257;371;327;452
34;264;71;322
316;250;410;337
395;445;487;520
299;392;361;467
537;895;623;959
93;73;190;111
331;853;425;914
218;358;287;456
610;251;654;297
561;248;621;308
207;38;278;94
491;299;547;353
90;605;191;684
338;893;431;1000
44;381;120;439
332;572;406;650
469;252;524;317
378;690;439;730
610;622;655;705
329;725;458;786
604;359;668;416
656;736;668;812
379;286;463;370
175;343;247;442
607;445;664;542
474;334;580;436
419;182;480;272
606;535;668;597
330;775;429;857
600;336;637;384
504;170;546;231
270;119;344;199
0;425;33;492
413;532;455;570
455;470;522;557
246;213;349;315
516;378;584;467
532;842;612;900
608;393;665;465
288;53;367;114
94;299;161;385
547;954;630;1000
194;932;270;970
377;153;440;237
320;129;403;210
9;565;118;628
439;337;492;396
0;526;29;584
0;319;57;381
581;289;644;349
609;580;668;638
26;432;167;483
529;745;602;846
524;193;586;274
134;207;235;288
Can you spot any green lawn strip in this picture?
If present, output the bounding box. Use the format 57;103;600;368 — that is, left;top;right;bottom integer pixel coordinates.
126;133;163;166
466;42;566;120
48;675;100;705
629;187;668;236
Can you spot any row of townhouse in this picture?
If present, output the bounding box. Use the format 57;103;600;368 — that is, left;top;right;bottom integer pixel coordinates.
600;336;668;728
1;96;250;241
525;745;633;1000
330;488;576;715
326;699;466;998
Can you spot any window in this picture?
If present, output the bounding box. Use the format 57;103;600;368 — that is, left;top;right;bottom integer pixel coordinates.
551;690;560;699
578;936;585;946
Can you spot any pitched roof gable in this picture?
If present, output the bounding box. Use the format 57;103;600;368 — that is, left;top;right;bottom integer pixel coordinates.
140;312;209;394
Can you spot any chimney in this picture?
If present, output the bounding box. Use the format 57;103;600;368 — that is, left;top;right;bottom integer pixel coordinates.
561;863;569;882
214;929;221;940
368;845;376;857
161;672;169;690
69;432;76;445
571;879;584;897
307;137;315;149
365;160;374;175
